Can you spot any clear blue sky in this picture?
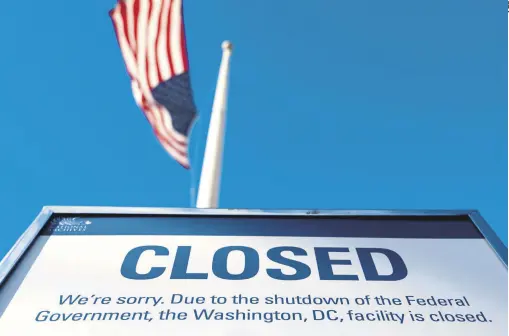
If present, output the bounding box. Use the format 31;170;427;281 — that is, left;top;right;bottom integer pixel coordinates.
0;0;507;260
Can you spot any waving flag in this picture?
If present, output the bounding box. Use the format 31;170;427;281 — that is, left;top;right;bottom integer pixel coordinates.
109;0;197;169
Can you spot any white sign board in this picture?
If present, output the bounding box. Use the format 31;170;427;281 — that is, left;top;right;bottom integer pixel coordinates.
0;207;507;335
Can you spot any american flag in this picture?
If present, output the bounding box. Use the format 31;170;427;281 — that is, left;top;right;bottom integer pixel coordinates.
109;0;197;169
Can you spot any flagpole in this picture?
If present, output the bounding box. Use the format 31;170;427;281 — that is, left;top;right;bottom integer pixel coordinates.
196;41;233;209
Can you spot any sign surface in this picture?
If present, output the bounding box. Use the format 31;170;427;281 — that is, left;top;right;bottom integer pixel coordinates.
0;208;507;335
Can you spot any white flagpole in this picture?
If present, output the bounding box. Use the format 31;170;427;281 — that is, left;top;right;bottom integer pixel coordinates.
196;41;233;209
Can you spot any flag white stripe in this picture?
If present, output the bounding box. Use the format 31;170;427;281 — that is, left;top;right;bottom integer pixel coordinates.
159;136;189;167
169;0;184;75
135;0;155;104
126;0;137;52
157;0;172;80
147;0;162;88
111;9;139;80
131;81;144;109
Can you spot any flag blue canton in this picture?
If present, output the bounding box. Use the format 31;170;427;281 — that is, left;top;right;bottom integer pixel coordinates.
151;72;197;136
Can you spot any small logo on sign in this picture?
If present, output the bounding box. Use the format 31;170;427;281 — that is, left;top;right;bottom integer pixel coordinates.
48;217;92;233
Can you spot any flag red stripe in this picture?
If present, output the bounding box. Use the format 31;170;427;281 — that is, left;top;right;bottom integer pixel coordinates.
155;0;164;84
166;0;175;77
140;97;186;154
133;0;140;52
180;5;189;71
119;2;131;57
143;108;189;168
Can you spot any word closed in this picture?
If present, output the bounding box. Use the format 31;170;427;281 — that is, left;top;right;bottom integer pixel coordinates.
120;245;407;281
